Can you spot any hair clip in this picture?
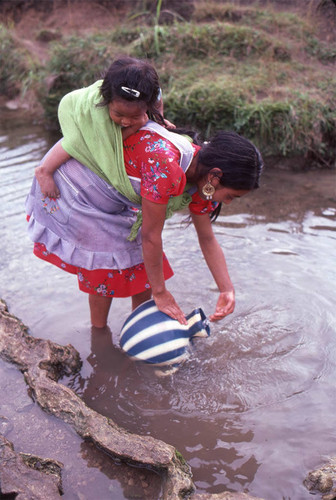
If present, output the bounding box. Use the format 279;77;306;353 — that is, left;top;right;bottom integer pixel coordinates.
121;86;140;98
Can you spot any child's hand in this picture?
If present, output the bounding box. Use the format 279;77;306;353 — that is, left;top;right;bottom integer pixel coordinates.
35;165;60;199
163;118;176;129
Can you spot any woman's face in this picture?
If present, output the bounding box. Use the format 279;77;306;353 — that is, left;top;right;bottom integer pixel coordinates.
211;185;250;204
108;98;148;129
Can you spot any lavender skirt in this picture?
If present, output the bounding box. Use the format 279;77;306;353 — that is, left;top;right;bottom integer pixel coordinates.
26;158;144;271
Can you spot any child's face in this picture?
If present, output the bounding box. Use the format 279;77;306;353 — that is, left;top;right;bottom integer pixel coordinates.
108;98;148;129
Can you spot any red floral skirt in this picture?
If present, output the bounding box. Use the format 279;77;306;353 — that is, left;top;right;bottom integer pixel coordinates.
33;242;174;297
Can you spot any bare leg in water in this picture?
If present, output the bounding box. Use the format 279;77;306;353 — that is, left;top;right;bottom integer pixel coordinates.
89;289;152;328
89;295;113;328
131;289;152;310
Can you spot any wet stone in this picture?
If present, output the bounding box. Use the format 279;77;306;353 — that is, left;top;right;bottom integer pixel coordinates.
0;434;63;498
304;458;336;499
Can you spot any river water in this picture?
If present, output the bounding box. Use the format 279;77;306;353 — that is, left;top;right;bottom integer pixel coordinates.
1;109;336;499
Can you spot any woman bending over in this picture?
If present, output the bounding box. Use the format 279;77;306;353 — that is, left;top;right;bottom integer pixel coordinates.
26;121;263;328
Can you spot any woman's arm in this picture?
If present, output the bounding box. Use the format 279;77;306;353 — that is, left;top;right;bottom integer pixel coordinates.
35;140;71;198
141;198;187;324
191;212;235;321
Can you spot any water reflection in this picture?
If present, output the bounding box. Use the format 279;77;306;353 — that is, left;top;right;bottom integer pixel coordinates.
81;440;162;499
72;326;260;493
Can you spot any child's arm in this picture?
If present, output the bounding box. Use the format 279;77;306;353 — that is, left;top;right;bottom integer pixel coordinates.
35;140;70;198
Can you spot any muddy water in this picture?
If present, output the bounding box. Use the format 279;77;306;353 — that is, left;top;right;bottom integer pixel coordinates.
1;110;336;499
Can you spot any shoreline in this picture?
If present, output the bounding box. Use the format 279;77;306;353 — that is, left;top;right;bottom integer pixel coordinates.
1;0;335;169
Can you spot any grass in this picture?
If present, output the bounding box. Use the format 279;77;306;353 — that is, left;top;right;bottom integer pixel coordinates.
130;22;274;60
38;35;116;119
306;37;336;63
0;25;35;97
0;0;335;167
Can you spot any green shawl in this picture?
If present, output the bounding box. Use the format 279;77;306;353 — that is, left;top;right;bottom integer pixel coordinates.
58;80;192;240
58;80;140;204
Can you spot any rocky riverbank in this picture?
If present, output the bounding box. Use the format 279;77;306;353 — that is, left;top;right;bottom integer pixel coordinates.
2;298;336;499
0;298;266;499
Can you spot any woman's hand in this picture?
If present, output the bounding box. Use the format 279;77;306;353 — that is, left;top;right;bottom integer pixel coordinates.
209;290;235;322
153;289;187;325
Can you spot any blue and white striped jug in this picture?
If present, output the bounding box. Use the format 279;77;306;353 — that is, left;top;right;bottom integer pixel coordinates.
120;299;210;366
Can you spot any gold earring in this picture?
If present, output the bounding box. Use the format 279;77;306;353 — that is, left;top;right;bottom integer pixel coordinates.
202;182;215;200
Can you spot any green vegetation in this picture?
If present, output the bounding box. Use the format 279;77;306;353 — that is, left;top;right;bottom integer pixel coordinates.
306;37;336;63
175;449;187;466
0;25;35;97
0;1;335;167
39;36;115;120
130;23;273;59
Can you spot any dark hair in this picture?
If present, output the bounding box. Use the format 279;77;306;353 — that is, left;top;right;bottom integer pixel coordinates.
197;131;263;191
193;131;263;221
171;127;203;145
99;56;163;124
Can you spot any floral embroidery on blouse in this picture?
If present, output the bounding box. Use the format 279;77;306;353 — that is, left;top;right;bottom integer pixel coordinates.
123;130;217;214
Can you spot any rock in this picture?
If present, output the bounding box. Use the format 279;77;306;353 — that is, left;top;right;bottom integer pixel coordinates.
5;100;20;110
304;458;336;499
0;433;63;499
0;299;194;499
5;98;30;111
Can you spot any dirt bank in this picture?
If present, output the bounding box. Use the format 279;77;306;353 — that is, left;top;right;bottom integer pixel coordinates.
1;0;334;63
